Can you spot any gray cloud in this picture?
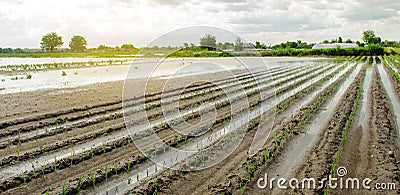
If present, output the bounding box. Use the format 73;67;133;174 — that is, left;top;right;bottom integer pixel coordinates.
338;0;399;21
0;0;399;48
153;0;183;6
229;12;311;32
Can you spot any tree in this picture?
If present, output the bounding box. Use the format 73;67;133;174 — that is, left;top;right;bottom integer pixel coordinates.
14;48;23;53
356;41;365;47
374;36;381;45
234;38;244;51
183;42;189;48
199;34;217;49
362;30;381;45
255;41;267;49
121;44;135;51
345;39;352;43
337;37;343;43
287;41;298;48
222;42;234;50
40;32;63;52
216;42;223;50
97;44;112;51
322;40;329;44
69;35;87;52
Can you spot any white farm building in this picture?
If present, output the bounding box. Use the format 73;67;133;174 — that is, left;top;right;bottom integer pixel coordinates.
312;43;359;49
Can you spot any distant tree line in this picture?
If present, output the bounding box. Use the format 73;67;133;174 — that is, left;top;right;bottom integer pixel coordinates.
0;48;26;53
259;45;386;56
271;40;313;49
37;32;138;53
0;30;398;56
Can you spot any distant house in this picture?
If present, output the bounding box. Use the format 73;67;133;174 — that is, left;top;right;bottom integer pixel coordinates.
312;43;359;49
243;43;256;50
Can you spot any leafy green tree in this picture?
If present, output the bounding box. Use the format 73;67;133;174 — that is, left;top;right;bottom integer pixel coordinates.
121;44;135;51
345;39;352;43
356;41;365;47
183;42;189;48
216;42;223;50
287;41;298;48
222;42;234;50
362;30;381;44
322;40;329;44
234;38;244;51
97;44;112;51
40;32;63;52
69;35;87;52
199;34;217;49
374;37;381;45
337;37;343;43
255;41;267;49
14;48;24;53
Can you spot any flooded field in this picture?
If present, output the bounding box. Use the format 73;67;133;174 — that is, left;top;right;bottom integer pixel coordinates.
0;57;323;94
0;56;399;194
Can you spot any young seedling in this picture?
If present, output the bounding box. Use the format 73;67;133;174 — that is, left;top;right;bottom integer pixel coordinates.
105;163;108;181
127;161;131;171
167;170;171;188
90;171;96;187
153;176;158;194
114;161;118;175
22;171;27;185
53;155;57;170
36;128;39;140
201;152;205;166
77;175;83;193
135;152;139;165
30;161;36;178
62;184;70;195
153;144;157;157
16;145;20;161
102;141;106;153
40;164;45;178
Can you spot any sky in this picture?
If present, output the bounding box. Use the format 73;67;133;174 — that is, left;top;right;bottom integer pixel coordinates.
0;0;399;48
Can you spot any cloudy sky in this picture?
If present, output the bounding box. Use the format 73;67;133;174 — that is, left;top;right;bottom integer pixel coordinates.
0;0;399;48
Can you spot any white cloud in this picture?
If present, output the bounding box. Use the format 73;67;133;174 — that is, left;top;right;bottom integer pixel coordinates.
0;0;398;48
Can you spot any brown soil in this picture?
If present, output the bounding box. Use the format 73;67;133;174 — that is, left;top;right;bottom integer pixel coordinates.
279;65;365;194
340;65;400;195
4;58;399;195
126;61;353;195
